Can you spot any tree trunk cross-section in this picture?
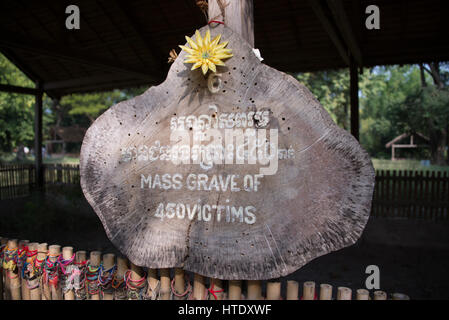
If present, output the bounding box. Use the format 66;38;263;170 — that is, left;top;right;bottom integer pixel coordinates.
80;25;375;280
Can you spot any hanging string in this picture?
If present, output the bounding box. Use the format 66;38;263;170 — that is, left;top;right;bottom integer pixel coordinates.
86;262;101;296
170;274;192;300
112;272;127;300
98;263;117;298
22;248;38;289
58;254;77;294
17;245;28;269
124;269;149;300
41;255;60;289
28;253;46;290
208;282;224;300
2;246;18;272
74;260;88;300
196;0;229;25
0;243;5;270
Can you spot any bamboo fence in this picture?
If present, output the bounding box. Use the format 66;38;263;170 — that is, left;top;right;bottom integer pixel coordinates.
0;236;409;301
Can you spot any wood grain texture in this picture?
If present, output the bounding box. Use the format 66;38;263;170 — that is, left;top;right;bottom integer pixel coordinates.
80;25;375;280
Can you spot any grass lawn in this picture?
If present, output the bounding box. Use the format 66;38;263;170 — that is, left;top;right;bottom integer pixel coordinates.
0;153;80;165
372;158;449;172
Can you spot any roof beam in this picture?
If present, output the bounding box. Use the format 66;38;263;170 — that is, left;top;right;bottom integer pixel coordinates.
327;0;363;66
0;31;157;81
0;83;39;95
307;0;350;66
0;48;41;83
112;0;165;73
43;74;155;91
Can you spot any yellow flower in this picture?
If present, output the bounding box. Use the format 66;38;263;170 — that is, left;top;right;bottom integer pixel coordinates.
179;29;233;75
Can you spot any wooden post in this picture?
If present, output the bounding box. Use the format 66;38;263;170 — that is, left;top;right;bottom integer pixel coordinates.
88;251;101;300
193;273;206;300
159;268;171;300
208;0;254;47
147;268;159;299
173;268;187;300
35;83;44;189
337;286;352;300
286;280;299;300
302;281;316;300
61;246;75;300
6;239;21;300
129;262;146;300
356;288;370;300
319;284;333;300
22;241;37;300
101;253;115;300
247;280;262;300
48;245;62;300
350;55;359;141
266;281;281;300
209;278;224;300
114;256;128;300
75;251;87;300
30;243;47;300
228;280;242;300
373;290;387;300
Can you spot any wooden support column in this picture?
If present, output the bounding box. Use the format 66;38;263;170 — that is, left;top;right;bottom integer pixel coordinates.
208;0;254;47
350;55;359;141
35;82;44;189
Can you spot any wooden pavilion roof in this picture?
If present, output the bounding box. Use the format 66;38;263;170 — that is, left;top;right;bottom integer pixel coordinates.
0;0;448;98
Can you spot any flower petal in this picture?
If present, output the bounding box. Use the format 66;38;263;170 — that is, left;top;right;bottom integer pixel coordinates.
179;45;195;55
185;36;198;50
195;30;203;48
204;30;211;47
191;61;203;70
201;63;209;75
207;60;217;73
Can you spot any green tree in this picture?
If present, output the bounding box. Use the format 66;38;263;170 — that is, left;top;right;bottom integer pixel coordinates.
296;70;350;130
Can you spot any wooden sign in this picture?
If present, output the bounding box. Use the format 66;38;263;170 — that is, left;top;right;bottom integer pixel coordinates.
80;25;375;280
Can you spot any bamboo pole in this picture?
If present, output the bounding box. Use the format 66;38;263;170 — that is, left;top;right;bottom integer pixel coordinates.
319;284;333;300
114;256;128;300
373;290;387;300
147;268;159;299
62;246;75;300
391;293;410;300
193;273;206;300
266;281;281;300
228;280;242;300
48;245;62;300
75;251;87;300
247;280;262;300
173;268;187;300
22;242;38;300
209;278;224;300
356;289;370;300
337;286;352;300
302;281;316;300
19;240;30;300
101;253;115;300
0;237;6;300
286;280;299;300
159;268;171;300
6;239;20;300
129;262;146;300
88;251;101;300
30;243;47;300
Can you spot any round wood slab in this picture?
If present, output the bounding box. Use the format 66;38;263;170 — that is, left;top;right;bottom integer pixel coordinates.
80;25;375;280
